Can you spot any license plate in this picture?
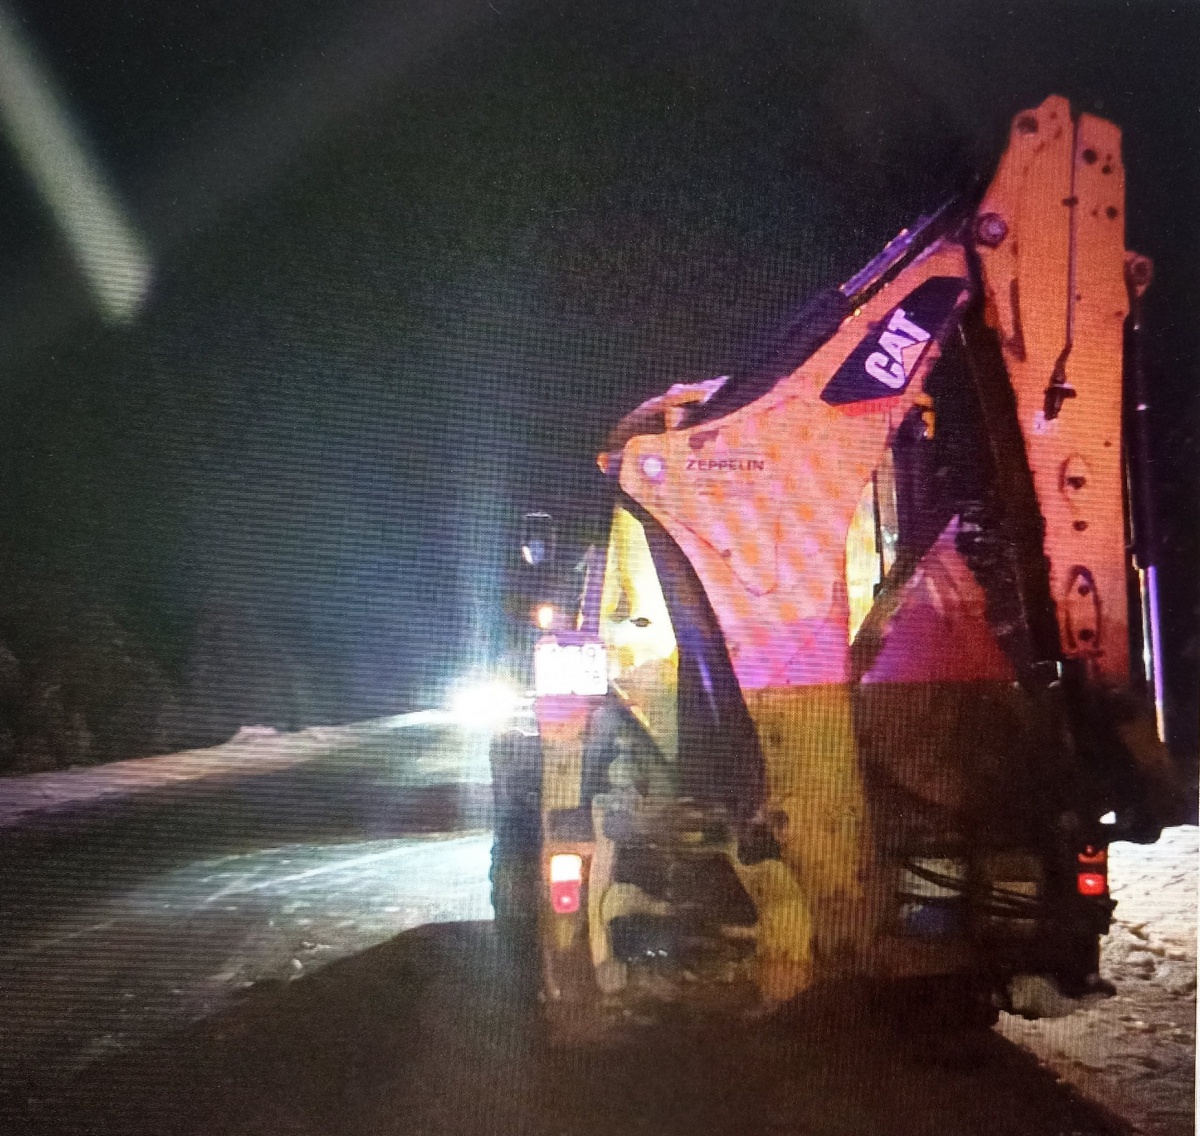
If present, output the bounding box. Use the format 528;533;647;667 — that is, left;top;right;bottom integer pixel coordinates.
534;640;607;697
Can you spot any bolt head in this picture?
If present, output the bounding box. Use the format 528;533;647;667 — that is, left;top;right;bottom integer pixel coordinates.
641;454;665;482
1127;255;1154;292
975;212;1008;248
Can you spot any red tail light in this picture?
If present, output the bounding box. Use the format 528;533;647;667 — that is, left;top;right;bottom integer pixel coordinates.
549;853;583;914
1077;846;1108;897
1077;872;1107;897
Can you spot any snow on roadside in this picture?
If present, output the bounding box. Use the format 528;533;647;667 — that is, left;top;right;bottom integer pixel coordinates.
0;715;445;828
999;825;1198;1136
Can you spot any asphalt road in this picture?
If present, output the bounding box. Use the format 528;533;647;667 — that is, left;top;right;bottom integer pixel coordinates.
0;724;1134;1136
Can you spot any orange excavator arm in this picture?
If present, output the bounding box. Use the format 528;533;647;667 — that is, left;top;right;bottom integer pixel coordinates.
975;95;1143;695
600;96;1184;834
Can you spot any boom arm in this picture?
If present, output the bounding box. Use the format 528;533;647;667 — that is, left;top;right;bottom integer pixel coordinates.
599;96;1185;833
975;95;1136;692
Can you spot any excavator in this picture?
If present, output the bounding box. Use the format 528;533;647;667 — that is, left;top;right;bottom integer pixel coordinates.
489;96;1195;1043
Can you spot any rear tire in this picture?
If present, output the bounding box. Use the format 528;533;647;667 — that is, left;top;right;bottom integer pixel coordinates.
489;731;542;955
893;975;1001;1034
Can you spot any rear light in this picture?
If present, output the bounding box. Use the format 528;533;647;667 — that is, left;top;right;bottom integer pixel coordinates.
1077;873;1107;897
549;853;583;914
1077;846;1108;898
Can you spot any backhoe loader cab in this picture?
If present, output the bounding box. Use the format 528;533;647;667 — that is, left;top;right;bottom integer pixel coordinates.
489;97;1191;1043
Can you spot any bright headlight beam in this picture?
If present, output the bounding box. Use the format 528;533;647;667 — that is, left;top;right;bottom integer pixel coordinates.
450;679;521;730
0;6;152;322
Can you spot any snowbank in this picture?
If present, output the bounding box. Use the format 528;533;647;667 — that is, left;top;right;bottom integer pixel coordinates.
0;715;436;828
1000;825;1198;1136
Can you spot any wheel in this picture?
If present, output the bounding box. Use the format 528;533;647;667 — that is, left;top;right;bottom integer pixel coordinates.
489;842;540;932
489;731;542;952
875;975;1001;1035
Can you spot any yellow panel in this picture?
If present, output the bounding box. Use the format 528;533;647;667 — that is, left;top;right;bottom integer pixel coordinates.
745;676;1031;979
599;507;679;760
743;683;875;966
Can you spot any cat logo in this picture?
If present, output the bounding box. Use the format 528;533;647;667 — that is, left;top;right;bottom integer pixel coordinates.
819;275;968;408
864;308;931;389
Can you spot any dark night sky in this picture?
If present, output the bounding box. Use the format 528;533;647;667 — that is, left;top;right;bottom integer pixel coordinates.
0;1;1195;746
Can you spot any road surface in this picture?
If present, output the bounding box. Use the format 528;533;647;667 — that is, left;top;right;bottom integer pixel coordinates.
0;721;1179;1136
